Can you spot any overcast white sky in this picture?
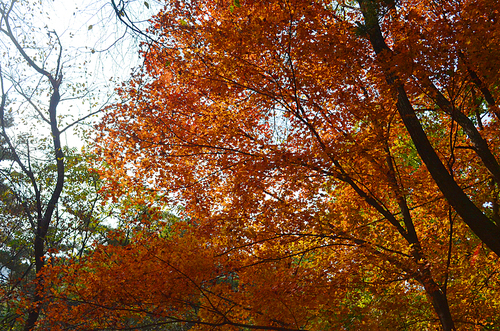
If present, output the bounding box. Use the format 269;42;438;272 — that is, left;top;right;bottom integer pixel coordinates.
2;0;161;148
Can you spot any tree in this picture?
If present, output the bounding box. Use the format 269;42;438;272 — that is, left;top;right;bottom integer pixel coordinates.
0;0;118;329
43;0;500;330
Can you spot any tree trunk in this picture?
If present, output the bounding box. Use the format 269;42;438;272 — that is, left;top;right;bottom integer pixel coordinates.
356;0;500;258
417;267;456;331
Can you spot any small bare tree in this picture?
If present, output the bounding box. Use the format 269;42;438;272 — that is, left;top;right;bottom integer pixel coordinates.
0;1;111;329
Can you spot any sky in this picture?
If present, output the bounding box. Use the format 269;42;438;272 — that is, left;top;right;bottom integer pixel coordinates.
1;0;161;149
0;0;164;232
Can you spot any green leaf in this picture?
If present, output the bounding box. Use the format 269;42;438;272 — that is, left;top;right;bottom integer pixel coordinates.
234;0;241;8
88;25;93;30
229;5;234;13
180;19;187;26
144;1;149;9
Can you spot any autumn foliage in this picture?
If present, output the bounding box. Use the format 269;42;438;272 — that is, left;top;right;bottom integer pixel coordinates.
41;0;500;330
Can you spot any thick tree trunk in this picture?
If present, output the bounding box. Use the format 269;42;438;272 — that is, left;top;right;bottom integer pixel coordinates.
412;74;500;183
358;239;456;330
356;0;500;258
393;87;500;256
420;274;456;331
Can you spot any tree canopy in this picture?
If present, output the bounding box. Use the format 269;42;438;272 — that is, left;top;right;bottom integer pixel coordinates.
36;0;500;330
0;0;123;329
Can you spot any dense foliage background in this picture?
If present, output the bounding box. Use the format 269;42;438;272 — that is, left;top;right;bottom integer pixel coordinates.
2;0;500;330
